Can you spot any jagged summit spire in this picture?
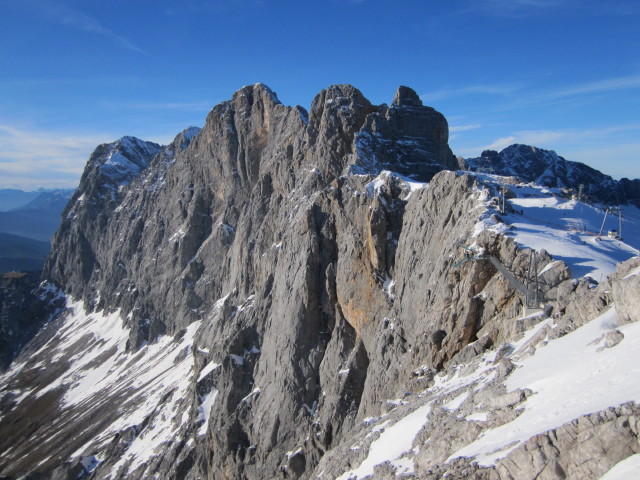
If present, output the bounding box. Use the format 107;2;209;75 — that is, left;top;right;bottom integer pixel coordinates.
392;85;423;107
233;83;281;105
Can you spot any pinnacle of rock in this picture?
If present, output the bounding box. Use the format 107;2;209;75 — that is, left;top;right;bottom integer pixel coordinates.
392;85;423;107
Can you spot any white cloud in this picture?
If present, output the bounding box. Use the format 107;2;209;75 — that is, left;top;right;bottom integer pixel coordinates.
473;0;565;16
484;123;640;151
103;100;213;112
450;124;483;133
0;125;111;189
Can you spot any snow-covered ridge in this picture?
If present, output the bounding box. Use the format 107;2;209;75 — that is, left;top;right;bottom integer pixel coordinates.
96;136;164;185
464;144;629;204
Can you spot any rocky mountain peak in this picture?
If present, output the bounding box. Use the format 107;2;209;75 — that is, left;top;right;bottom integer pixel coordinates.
80;136;163;193
392;85;423;107
466;143;637;204
231;83;283;115
308;84;375;142
171;126;201;152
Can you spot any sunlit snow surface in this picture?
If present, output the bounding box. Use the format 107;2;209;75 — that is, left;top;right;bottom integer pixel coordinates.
599;454;640;480
474;177;640;281
335;404;432;480
449;307;640;465
335;304;640;478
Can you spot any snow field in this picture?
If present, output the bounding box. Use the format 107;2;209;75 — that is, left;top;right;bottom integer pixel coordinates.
335;302;640;478
450;307;640;465
470;176;640;281
2;298;212;478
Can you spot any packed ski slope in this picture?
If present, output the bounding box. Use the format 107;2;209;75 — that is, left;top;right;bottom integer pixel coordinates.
474;177;640;281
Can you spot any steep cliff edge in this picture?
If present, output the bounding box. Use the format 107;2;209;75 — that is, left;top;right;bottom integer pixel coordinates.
1;85;638;480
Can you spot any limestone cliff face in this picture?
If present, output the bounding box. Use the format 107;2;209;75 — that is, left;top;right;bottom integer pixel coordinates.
4;85;588;480
44;84;456;349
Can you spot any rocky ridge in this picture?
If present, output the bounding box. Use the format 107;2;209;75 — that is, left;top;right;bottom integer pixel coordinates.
465;144;640;205
0;84;638;480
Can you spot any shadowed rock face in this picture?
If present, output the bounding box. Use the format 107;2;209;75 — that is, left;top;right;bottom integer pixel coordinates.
2;84;466;479
43;83;457;347
0;273;49;370
4;84;617;480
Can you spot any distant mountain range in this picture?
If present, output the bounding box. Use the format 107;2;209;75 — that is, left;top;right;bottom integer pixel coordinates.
0;188;74;272
0;232;50;273
0;189;43;211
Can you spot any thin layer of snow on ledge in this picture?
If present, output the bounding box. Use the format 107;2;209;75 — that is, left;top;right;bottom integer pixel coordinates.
364;171;390;198
442;391;469;411
623;264;640;279
359;170;428;201
197;387;218;436
197;361;221;382
466;411;489;422
449;307;640;466
599;454;640;480
336;403;432;480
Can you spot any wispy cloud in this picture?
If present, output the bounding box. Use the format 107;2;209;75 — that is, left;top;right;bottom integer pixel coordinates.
449;124;484;141
541;73;640;100
103;100;213;112
450;124;484;133
466;0;566;17
422;83;523;102
18;0;145;54
0;125;111;189
459;73;640;113
455;122;640;156
184;0;265;13
563;143;640;179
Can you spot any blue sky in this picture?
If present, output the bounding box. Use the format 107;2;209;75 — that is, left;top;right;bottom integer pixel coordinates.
1;0;639;189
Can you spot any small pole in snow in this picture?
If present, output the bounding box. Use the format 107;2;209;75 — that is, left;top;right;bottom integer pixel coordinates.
500;186;507;215
597;208;609;239
618;207;623;240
